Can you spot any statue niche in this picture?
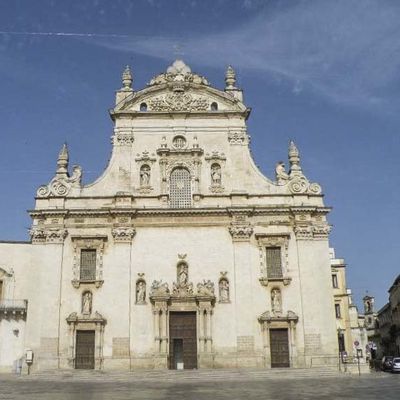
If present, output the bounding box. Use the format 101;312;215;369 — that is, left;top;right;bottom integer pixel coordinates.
82;291;92;315
219;278;230;303
140;164;151;187
211;163;222;186
136;279;146;304
172;261;194;296
271;288;282;314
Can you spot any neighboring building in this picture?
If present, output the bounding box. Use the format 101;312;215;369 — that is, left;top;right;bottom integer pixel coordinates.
371;275;400;358
0;60;339;372
389;276;400;355
330;249;367;359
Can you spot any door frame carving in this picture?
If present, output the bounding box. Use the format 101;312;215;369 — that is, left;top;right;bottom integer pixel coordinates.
66;312;106;370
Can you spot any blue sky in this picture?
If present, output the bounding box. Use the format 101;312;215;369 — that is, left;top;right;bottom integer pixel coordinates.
0;0;399;310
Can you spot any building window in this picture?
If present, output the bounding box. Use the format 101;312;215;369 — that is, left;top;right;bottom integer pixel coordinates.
211;102;218;111
335;303;341;318
140;102;147;111
338;332;345;352
80;249;97;281
265;247;283;278
172;135;187;149
169;167;191;208
332;274;338;288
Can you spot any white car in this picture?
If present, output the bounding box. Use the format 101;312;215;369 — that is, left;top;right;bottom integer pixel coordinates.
391;357;400;373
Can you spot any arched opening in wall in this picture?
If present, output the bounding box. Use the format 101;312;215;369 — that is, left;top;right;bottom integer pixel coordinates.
140;164;151;186
136;279;147;304
140;102;148;111
169;167;191;208
210;102;218;111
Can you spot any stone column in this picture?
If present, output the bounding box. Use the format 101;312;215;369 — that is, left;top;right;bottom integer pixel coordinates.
229;218;255;365
153;307;160;352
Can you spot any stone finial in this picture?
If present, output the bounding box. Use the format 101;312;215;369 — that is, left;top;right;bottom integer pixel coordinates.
121;65;133;90
225;65;237;90
56;143;69;176
288;140;302;175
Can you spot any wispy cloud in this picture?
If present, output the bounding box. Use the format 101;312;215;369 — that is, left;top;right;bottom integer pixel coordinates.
89;0;400;112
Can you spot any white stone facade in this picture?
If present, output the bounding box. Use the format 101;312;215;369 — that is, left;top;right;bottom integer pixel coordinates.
0;61;339;372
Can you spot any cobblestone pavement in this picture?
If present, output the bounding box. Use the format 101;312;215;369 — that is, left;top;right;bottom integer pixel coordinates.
0;369;399;400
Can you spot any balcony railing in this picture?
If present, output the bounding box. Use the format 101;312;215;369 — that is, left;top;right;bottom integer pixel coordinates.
0;299;28;315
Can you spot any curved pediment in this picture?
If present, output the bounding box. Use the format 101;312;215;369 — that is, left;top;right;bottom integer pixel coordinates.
112;60;247;116
114;84;247;114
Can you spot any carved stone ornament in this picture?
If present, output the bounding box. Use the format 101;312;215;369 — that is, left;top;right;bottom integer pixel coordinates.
274;141;322;194
172;262;194;297
71;237;106;288
275;162;289;184
294;224;331;240
196;280;215;297
148;60;209;87
258;310;299;323
37;166;82;198
287;176;322;195
111;227;136;243
228;223;254;241
228;130;249;145
111;134;134;146
150;280;170;297
219;276;230;303
294;226;313;240
148;92;209;112
29;228;68;244
136;279;146;304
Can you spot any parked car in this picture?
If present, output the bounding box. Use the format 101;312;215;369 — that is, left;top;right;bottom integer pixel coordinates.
382;356;394;371
391;357;400;373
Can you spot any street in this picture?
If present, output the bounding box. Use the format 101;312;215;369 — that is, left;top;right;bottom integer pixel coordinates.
1;369;399;400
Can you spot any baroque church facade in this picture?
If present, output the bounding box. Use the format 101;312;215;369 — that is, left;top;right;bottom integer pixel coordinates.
0;60;338;372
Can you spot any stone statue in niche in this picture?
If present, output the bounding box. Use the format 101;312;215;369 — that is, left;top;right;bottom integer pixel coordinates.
82;291;92;315
177;263;188;286
211;163;222;185
140;165;151;186
275;161;289;184
271;288;282;313
219;279;229;302
136;280;146;304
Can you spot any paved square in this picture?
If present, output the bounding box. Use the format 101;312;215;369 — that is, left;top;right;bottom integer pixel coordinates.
1;369;400;400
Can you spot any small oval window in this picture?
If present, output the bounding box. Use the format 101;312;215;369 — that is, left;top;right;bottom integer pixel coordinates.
140;102;147;111
211;102;218;111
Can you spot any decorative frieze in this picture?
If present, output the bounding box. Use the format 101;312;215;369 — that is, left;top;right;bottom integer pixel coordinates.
111;134;134;146
111;227;136;243
294;224;331;240
29;228;68;244
148;92;209;112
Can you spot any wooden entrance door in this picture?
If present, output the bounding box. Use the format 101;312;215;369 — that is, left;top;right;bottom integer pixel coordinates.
169;312;197;369
270;328;290;368
75;330;95;369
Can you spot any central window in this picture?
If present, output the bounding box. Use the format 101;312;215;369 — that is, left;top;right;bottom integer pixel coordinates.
265;247;283;279
80;249;97;281
170;167;191;208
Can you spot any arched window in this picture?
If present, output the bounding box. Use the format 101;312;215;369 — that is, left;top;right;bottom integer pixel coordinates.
211;102;218;111
170;167;191;208
140;102;147;111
